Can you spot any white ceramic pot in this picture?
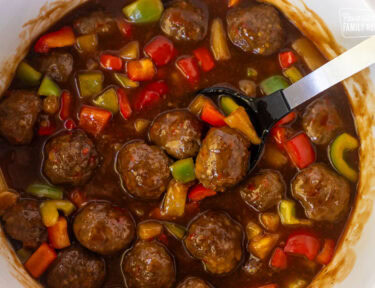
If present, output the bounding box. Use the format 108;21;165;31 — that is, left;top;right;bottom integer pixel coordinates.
0;0;375;287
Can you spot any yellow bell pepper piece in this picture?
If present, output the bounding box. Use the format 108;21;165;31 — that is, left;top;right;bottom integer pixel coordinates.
40;200;76;227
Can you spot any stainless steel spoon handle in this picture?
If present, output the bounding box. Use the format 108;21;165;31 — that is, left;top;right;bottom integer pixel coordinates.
284;36;375;110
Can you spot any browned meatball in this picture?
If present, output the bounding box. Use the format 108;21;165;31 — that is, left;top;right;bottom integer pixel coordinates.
73;202;135;255
46;245;106;288
302;98;343;145
160;0;208;41
177;277;212;288
292;163;350;222
184;211;243;275
43;130;99;186
227;5;284;55
37;52;73;83
2;199;47;249
117;141;171;200
238;170;285;212
195;127;250;192
0;90;41;145
73;11;116;35
122;241;175;288
149;110;204;159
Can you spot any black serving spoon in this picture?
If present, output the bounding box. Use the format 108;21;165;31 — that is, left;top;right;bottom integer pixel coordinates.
199;36;375;173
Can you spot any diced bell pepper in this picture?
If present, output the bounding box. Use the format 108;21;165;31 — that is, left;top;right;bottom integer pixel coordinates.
170;158;196;183
40;200;76;227
79;106;112;136
26;183;63;200
92;87;119;113
176;56;200;84
316;239;335;265
193;47;215;72
329;132;359;182
284;133;316;169
144;35;176;67
100;54;123;71
134;118;151;133
134;80;168;111
188;184;216;202
188;94;212;116
75;34;98;54
34;26;75;53
201;102;226;127
123;0;164;23
278;200;313;226
279;51;298;69
283;66;303;83
220;96;239;115
59;91;73;120
117;88;133;120
38;75;61;97
224;106;261;145
16;62;42;87
270;247;288;270
284;231;321;261
116;18;133;38
114;73;139;89
119;41;140;60
164;222;186;239
77;71;104;98
260;75;289;96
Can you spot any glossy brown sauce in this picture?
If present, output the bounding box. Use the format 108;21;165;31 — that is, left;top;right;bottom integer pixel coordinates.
0;0;358;287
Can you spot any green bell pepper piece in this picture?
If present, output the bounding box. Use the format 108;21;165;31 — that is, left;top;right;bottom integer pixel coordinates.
220;96;239;115
164;222;186;240
26;183;63;200
92;88;119;113
260;75;290;96
329;133;359;182
123;0;164;23
78;71;104;98
278;200;312;226
170;158;196;183
16;61;42;87
38;75;61;97
114;73;139;89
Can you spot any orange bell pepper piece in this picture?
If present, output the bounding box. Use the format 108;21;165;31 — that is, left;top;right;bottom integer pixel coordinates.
34;26;76;53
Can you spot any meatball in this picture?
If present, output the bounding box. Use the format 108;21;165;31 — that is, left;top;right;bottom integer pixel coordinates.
117;141;171;200
122;241;175;288
160;0;208;41
37;52;73;83
302;98;343;145
291;163;351;222
0;90;41;145
149;110;204;159
43;130;99;186
46;245;106;288
195;127;250;192
227;5;284;55
73;11;116;35
177;277;212;288
2;199;47;248
73;202;135;255
184;210;243;274
238;170;285;212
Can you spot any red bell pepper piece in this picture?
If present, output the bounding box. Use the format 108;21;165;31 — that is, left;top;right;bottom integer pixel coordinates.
134;80;168;111
59;91;72;121
270;126;288;145
270;247;288;270
64;119;76;130
24;243;57;278
100;54;123;71
201;103;226;127
188;184;217;202
258;285;278;288
117;88;133;120
79;106;112;136
284;133;316;169
279;51;298;69
316;239;335;265
116;18;132;38
284;230;321;261
193;47;215;72
48;216;70;250
176;56;200;84
144;35;176;67
274;111;297;127
38;117;56;136
127;58;156;81
34;26;76;53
